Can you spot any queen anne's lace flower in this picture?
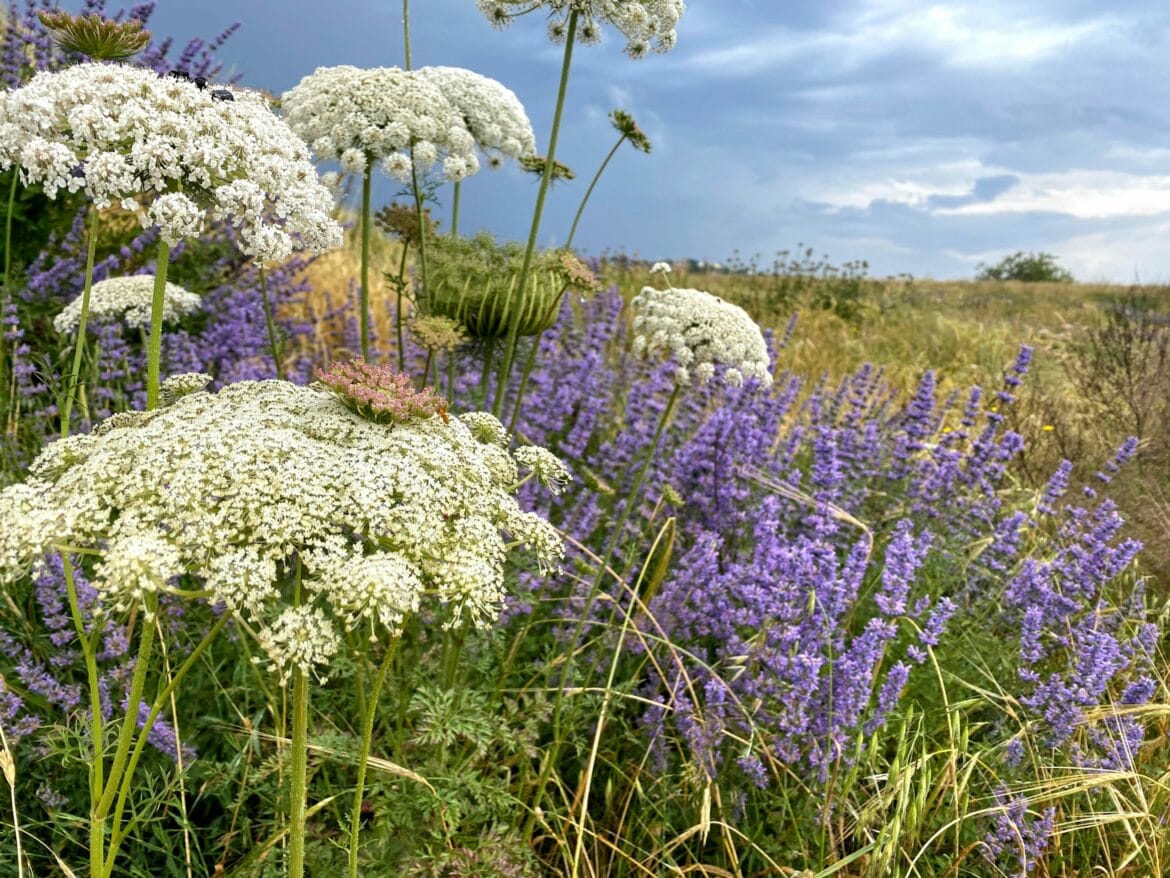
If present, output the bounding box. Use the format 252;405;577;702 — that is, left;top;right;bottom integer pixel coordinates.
630;286;773;388
0;63;342;262
254;606;342;684
53;275;201;334
280;65;480;183
514;446;572;495
476;0;685;58
415;66;536;163
0;378;565;677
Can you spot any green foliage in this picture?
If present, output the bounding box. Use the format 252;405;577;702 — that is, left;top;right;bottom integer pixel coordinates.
976;250;1074;283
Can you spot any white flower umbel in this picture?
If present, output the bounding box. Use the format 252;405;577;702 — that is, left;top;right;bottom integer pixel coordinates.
477;0;685;58
53;275;201;334
630;286;773;388
0;62;342;262
415;66;536;165
280;65;480;183
0;378;564;677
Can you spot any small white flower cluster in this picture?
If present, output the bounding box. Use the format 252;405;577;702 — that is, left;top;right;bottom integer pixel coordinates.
630;286;773;388
0;377;565;682
53;275;202;334
476;0;685;58
0;63;342;263
280;65;480;182
416;66;536;165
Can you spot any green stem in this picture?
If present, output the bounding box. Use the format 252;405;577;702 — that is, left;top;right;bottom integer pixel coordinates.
346;640;399;878
446;350;456;405
394;241;409;372
259;267;284;380
104;612;230;874
450;180;460;238
60;206;100;435
420;348;433;389
62;554;105;878
0;171;15;434
94;596;157;825
531;381;682;825
3;168;16;297
288;667;310;878
402;0;412;69
507;287;568;434
492;9;579;417
144;239;171;410
565;135;625;251
360;163;373;361
478;337;495;407
410;159;429;327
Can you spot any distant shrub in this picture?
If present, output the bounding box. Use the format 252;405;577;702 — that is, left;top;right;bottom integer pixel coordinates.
976;251;1074;283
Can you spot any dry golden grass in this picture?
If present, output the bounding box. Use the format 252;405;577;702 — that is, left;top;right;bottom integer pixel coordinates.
287;213;410;365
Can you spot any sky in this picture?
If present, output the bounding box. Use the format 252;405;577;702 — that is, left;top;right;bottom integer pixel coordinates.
64;1;1170;282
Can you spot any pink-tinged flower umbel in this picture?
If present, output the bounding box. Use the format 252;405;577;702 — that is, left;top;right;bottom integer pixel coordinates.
316;359;449;425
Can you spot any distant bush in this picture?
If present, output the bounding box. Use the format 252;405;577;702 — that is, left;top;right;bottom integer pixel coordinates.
976;251;1074;283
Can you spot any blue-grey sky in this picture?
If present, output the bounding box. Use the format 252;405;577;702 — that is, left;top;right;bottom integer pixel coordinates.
71;1;1170;281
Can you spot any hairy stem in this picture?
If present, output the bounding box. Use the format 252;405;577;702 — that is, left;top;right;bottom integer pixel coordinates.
288;667;310;878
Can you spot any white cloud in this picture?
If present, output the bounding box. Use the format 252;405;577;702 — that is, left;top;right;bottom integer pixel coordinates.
938;171;1170;218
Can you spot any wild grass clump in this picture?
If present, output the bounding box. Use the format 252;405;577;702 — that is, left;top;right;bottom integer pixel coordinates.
0;3;1166;878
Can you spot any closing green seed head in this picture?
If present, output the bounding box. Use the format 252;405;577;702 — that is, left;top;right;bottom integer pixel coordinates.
37;10;150;61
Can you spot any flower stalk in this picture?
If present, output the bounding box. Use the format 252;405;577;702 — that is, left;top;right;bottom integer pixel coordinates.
347;640;399;878
59;206;100;434
492;9;579;417
259;267;284;380
144;240;171;409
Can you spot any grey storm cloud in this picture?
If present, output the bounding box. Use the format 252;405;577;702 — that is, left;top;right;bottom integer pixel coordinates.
56;0;1170;281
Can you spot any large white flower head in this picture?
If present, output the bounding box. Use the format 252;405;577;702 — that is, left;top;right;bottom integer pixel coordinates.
0;63;343;263
280;65;480;183
629;286;773;388
415;66;536;164
0;376;564;680
477;0;685;58
53;274;202;334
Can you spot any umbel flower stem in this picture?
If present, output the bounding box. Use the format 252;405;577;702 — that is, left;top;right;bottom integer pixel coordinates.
60;206;100;435
565;133;626;250
62;553;106;877
450;179;461;237
259;267;284;380
532;380;682;825
144;239;172;409
393;242;410;371
347;639;399;878
360;162;374;360
288;666;310;878
91;595;158;878
106;612;231;875
2;168;15;297
492;9;579;418
506;284;569;435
